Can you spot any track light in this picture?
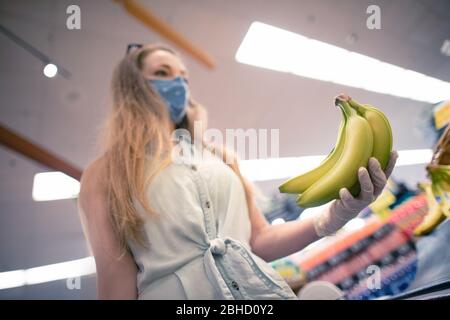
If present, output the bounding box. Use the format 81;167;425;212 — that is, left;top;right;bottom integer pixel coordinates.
0;24;71;79
43;63;58;78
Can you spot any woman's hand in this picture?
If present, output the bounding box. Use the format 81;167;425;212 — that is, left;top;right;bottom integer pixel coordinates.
314;150;399;237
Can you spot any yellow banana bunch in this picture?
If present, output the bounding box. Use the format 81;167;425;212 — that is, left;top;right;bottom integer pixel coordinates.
279;95;393;208
414;182;446;236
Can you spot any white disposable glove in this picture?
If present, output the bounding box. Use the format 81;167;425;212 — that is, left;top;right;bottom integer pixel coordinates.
314;151;398;237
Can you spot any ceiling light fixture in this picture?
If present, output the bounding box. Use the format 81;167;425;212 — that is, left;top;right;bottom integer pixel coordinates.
236;22;450;104
43;63;58;78
32;172;80;201
0;257;95;290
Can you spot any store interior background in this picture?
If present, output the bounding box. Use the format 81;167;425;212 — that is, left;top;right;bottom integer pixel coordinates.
0;0;449;299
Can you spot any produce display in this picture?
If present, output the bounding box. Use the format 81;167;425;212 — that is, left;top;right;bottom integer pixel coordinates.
279;95;393;208
414;125;450;235
271;193;430;299
271;214;420;299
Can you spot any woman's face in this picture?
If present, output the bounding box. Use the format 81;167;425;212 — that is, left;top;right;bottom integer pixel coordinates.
141;49;189;83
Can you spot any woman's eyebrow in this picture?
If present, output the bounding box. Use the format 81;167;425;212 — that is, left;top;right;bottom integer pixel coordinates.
156;63;188;77
158;64;172;71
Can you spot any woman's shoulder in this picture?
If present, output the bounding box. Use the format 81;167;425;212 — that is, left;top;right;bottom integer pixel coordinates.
79;156;108;205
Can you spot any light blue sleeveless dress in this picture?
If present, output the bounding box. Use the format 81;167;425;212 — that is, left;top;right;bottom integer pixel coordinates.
128;139;297;300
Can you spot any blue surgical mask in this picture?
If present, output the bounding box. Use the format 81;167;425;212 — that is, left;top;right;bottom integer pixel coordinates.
149;76;189;124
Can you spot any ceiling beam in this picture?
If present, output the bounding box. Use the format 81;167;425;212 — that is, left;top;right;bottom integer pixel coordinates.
115;0;215;69
0;123;82;181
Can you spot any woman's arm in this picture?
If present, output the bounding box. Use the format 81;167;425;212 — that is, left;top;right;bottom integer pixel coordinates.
240;176;320;262
78;159;138;300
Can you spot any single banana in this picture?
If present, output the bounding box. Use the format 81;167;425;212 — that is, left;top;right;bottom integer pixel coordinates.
348;99;393;170
428;165;450;217
436;185;450;218
428;164;450;192
279;110;348;194
297;100;374;208
442;197;450;218
414;183;446;236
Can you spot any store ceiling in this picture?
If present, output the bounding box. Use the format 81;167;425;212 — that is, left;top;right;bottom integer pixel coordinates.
0;0;449;297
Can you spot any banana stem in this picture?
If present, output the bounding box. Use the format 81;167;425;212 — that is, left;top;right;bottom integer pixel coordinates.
336;100;356;118
348;99;365;114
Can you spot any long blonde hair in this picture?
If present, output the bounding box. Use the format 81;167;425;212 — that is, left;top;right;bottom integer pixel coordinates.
101;44;175;252
100;44;258;254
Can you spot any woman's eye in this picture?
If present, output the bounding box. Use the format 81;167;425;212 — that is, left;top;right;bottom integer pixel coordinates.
154;70;168;77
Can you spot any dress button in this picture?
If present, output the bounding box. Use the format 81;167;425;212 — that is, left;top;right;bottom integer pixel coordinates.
205;201;210;209
191;165;197;171
231;281;240;291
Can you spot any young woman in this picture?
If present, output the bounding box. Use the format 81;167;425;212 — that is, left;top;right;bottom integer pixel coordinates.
78;44;398;299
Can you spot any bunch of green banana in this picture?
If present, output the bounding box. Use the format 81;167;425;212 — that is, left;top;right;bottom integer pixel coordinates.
427;164;450;217
279;95;393;208
428;164;450;192
414;182;447;236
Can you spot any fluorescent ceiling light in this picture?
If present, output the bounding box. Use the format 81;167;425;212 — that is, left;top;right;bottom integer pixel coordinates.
240;155;326;182
395;149;433;166
31;149;432;201
32;171;80;201
0;270;26;290
239;149;432;182
236;22;450;103
0;257;95;290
